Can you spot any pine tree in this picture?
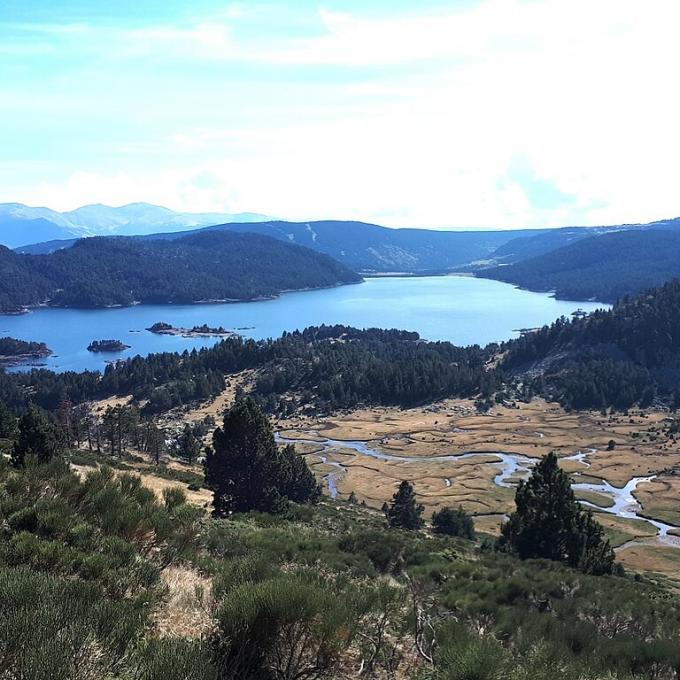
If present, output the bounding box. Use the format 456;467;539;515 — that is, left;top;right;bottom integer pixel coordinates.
279;443;321;504
205;398;319;516
387;481;424;530
0;400;16;440
432;505;475;540
206;398;285;516
178;424;202;465
499;452;615;574
11;406;65;467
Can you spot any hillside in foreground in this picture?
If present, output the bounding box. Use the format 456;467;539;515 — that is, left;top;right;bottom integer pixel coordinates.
1;400;680;680
0;231;361;311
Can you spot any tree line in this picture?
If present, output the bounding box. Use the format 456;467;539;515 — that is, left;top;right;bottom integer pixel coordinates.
0;325;500;416
3;279;680;419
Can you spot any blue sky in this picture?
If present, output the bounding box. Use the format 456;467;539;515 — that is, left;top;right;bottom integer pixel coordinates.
1;0;679;228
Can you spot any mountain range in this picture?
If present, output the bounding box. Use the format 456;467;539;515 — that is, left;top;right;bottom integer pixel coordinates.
0;202;272;248
5;201;680;303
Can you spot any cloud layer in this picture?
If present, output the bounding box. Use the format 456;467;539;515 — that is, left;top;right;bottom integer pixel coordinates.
1;0;679;228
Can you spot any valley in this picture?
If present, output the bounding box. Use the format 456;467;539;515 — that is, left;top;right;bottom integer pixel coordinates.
164;390;680;580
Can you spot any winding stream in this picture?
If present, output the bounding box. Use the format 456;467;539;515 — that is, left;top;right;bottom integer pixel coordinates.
278;434;680;546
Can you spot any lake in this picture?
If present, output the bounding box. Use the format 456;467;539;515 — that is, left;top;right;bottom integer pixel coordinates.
1;276;608;373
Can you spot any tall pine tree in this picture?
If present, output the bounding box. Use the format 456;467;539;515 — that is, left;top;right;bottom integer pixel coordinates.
205;398;320;516
387;480;424;530
499;452;615;575
11;406;65;467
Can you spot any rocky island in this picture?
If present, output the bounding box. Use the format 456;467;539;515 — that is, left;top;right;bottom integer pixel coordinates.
146;322;239;338
0;336;52;366
87;339;131;352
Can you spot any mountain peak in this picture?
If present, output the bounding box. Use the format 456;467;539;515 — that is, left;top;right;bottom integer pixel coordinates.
0;202;273;248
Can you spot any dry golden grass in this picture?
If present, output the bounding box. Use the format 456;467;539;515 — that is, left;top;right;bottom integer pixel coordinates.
278;398;680;578
279;398;680;515
152;565;214;639
616;544;680;580
634;476;680;527
71;462;211;508
92;395;132;414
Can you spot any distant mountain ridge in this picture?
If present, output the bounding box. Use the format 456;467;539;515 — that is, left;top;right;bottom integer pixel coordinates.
0;202;272;248
6;201;680;281
144;219;548;272
489;217;680;264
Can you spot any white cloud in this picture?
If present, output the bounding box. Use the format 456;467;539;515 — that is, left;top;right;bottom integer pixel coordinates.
4;0;680;228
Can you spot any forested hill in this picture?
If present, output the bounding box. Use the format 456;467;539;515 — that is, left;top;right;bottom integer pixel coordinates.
138;220;546;272
0;231;361;311
480;230;680;302
502;278;680;409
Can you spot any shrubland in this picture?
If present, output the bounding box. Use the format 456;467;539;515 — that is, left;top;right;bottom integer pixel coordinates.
1;400;680;679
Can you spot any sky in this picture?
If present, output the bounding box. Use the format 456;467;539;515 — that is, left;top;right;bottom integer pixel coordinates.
1;0;679;229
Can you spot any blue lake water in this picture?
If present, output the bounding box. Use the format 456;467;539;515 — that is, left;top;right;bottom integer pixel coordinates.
1;276;608;373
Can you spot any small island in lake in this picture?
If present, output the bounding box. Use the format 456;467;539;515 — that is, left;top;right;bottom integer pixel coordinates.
146;322;239;338
87;339;131;353
0;337;52;366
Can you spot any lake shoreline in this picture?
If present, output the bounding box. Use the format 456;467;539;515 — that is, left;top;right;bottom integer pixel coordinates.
0;275;608;374
0;279;364;316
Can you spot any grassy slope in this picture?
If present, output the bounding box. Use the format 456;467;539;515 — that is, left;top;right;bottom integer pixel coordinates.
2;453;680;680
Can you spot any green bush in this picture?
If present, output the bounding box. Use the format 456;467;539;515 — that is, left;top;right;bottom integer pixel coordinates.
0;566;146;680
214;572;356;679
131;638;217;680
432;506;476;540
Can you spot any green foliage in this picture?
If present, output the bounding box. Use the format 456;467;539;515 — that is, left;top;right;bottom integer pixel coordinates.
338;529;407;574
131;638;218;680
0;565;147;680
387;480;424;530
433;634;508;680
0;336;50;357
213;572;356;679
0;325;497;416
11;406;64;467
499;453;615;575
279;443;322;504
205;398;320;516
163;486;187;510
502;278;680;409
432;506;476;540
0;399;16;439
0;458;205;680
176;422;202;465
1;455;680;679
483;230;680;303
